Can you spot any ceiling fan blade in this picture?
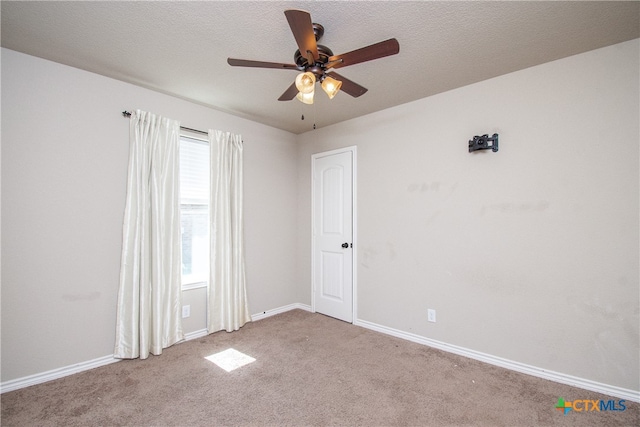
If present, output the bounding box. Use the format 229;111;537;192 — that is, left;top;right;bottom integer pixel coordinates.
278;81;299;101
328;72;368;98
326;38;400;70
284;9;319;62
228;58;298;70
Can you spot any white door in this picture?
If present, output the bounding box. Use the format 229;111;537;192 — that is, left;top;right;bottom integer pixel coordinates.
312;147;355;323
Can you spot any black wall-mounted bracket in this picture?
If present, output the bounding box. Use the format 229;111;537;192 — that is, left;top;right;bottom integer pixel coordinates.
469;133;499;153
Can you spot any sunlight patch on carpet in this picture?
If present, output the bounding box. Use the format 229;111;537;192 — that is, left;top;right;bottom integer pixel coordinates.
205;348;256;372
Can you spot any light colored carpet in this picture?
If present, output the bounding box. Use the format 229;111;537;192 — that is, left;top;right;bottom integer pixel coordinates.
2;309;638;426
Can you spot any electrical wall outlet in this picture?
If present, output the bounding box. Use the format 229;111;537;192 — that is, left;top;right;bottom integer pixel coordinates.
427;309;436;323
182;305;191;318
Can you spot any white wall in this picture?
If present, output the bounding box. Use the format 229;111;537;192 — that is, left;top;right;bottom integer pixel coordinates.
1;48;299;382
296;40;639;392
2;39;638;395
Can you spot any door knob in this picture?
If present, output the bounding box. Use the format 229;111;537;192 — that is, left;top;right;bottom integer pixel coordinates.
341;242;349;248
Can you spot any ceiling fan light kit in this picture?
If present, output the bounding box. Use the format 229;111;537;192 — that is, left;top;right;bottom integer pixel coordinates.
321;76;342;99
295;71;316;94
227;9;399;105
296;90;315;105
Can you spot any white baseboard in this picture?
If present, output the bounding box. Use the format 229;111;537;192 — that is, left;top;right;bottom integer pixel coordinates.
183;328;209;341
1;304;311;394
0;355;120;394
251;302;312;321
354;318;640;403
7;304;634;403
182;303;313;338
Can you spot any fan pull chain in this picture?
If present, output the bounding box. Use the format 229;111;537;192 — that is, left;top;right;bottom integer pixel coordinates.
299;106;316;130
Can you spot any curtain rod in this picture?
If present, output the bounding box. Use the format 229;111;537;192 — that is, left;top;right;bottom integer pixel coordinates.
122;111;208;136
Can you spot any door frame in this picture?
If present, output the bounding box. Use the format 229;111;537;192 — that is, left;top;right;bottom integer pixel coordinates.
311;146;357;322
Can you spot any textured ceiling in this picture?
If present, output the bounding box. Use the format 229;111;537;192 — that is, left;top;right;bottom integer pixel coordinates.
2;1;638;134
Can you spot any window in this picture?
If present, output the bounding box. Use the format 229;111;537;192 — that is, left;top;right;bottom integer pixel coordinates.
179;136;210;289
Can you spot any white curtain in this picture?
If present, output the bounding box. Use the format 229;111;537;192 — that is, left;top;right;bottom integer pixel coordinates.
208;130;251;333
114;110;183;359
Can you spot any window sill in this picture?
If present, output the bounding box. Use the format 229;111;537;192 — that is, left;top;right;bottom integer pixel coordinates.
182;281;208;291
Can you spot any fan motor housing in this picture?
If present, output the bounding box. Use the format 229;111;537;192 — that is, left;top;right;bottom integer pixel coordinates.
294;45;334;69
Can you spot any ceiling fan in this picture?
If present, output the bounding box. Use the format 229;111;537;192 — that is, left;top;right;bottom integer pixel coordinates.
227;9;400;104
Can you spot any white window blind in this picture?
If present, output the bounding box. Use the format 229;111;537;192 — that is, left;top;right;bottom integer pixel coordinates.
180;136;210;288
